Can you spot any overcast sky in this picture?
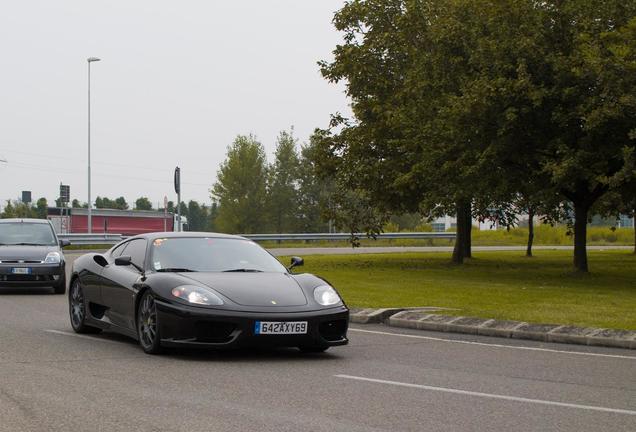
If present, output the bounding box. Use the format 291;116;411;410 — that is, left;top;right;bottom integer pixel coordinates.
0;0;349;209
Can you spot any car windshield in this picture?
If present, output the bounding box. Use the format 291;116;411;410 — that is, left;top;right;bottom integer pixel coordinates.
149;237;288;273
0;222;57;246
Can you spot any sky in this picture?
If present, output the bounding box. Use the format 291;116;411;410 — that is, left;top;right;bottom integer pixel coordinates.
0;0;350;209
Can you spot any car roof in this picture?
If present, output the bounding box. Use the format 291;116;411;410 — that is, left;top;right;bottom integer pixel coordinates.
0;218;51;224
126;231;248;242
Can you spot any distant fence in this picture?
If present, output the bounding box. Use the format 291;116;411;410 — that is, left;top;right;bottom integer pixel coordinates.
58;233;124;245
241;232;456;242
58;231;455;246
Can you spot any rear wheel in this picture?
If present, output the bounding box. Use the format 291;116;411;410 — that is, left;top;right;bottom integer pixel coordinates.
69;279;101;334
137;291;162;354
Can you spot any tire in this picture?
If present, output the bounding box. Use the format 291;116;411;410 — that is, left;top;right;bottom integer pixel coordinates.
53;273;66;295
69;278;101;334
137;291;163;354
298;345;329;353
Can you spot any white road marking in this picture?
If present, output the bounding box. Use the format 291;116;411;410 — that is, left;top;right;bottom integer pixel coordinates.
336;374;636;416
348;328;636;360
44;329;121;344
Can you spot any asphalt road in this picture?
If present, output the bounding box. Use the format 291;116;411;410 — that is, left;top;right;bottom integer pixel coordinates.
0;256;635;432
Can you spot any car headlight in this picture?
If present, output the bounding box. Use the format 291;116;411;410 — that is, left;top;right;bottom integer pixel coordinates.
44;252;61;264
171;285;223;306
313;285;341;306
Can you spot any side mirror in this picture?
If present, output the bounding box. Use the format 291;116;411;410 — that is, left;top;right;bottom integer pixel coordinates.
115;255;132;266
289;256;304;272
59;239;71;248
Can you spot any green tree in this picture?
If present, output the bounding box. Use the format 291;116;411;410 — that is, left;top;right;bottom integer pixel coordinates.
207;201;220;232
1;200;15;218
267;130;301;233
186;200;210;232
35;197;48;219
319;0;636;271
134;197;153;211
211;134;269;234
114;196;129;210
297;136;338;233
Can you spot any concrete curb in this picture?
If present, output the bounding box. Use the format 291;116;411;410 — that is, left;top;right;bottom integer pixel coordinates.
349;309;636;350
349;307;458;324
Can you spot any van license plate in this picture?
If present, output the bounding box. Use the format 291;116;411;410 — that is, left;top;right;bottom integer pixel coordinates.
11;268;31;275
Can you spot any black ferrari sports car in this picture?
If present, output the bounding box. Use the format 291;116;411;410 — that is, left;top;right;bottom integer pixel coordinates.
68;232;349;354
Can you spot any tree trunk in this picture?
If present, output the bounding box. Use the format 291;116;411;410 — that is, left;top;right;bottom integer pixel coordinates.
452;201;466;264
573;202;589;272
463;203;472;258
526;206;534;257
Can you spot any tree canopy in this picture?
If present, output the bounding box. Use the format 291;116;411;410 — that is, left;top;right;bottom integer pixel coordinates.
315;0;636;271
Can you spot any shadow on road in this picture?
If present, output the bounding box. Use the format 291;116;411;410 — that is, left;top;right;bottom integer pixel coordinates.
163;346;341;363
49;327;342;362
0;287;56;295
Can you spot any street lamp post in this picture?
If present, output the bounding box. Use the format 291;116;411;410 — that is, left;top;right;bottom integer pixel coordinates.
87;57;100;233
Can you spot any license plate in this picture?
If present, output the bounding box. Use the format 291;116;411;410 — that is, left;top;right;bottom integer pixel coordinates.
11;268;31;275
254;321;307;335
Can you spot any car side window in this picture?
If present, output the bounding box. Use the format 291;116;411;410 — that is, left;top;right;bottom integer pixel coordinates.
110;242;129;258
124;239;147;269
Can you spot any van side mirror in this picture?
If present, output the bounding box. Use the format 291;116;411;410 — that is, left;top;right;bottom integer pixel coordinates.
59;239;71;248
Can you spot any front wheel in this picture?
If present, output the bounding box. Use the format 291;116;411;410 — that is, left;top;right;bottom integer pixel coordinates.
69;279;101;334
137;291;162;354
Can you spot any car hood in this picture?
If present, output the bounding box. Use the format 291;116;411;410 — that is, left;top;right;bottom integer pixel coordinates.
0;245;59;262
180;272;308;307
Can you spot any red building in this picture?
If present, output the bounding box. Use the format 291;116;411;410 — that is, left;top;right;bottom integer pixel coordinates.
48;208;175;236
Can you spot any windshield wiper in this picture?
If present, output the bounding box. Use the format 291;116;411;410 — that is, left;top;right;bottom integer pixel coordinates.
10;242;48;246
156;268;197;273
222;268;263;273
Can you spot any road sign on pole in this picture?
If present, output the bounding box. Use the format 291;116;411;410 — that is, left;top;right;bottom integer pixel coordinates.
174;167;181;232
59;184;70;205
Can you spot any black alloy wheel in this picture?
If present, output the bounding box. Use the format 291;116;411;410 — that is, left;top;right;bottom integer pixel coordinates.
69;279;101;334
137;291;162;354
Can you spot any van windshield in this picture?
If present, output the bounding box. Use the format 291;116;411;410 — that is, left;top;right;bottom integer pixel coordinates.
0;223;57;246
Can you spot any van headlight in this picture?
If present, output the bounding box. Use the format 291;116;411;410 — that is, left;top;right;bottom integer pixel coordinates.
44;252;61;264
313;285;341;306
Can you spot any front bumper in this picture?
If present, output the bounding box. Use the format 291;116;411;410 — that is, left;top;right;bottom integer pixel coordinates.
154;299;349;349
0;263;65;287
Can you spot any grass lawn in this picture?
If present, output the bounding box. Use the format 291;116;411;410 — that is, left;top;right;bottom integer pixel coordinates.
285;250;636;330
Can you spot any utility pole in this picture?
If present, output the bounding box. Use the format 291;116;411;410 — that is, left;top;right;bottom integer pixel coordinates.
87;56;101;233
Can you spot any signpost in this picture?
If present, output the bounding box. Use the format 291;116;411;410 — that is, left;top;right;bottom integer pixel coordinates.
174;167;181;232
59;184;70;206
163;195;168;231
21;191;32;204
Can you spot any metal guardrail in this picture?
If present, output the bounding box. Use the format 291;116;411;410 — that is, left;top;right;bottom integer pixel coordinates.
242;232;456;241
58;232;456;245
58;233;124;245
